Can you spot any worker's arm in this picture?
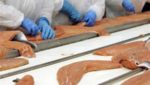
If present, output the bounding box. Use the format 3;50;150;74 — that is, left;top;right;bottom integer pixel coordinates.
0;1;24;28
60;0;81;24
82;0;105;26
36;0;62;39
0;1;39;36
38;0;55;24
88;0;105;20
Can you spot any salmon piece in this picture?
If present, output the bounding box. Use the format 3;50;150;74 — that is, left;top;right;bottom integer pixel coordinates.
55;25;108;39
0;58;29;71
26;12;150;41
122;71;150;85
112;47;150;70
94;41;150;70
0;31;20;42
0;46;9;59
1;41;35;57
94;41;145;57
0;31;35;58
16;75;34;85
57;60;121;85
95;11;150;28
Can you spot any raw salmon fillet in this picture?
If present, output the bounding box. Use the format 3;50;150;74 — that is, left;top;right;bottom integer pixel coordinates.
122;71;150;85
112;47;150;70
1;41;35;57
0;31;35;58
0;46;9;59
16;75;34;85
94;41;150;69
57;60;121;85
0;58;29;71
94;41;145;57
55;25;108;39
26;12;150;42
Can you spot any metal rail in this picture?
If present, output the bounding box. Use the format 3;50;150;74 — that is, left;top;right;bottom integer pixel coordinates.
6;19;150;58
0;33;149;79
99;68;144;85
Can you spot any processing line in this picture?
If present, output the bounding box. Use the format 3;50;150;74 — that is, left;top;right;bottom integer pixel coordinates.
6;16;150;59
0;23;149;85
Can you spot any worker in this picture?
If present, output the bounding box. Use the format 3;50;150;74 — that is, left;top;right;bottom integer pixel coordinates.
106;0;149;18
0;0;80;40
53;0;105;26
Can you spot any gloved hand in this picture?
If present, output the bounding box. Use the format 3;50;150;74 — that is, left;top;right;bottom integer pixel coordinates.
82;10;97;26
122;0;135;12
21;18;39;36
37;17;55;40
61;0;81;23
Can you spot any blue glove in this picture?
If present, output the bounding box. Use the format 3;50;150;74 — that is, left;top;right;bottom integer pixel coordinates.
37;17;55;40
21;18;39;36
82;10;97;26
122;0;135;12
61;0;81;23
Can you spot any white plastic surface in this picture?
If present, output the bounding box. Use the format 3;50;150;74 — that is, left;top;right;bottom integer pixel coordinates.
0;24;149;76
0;24;150;85
0;54;130;85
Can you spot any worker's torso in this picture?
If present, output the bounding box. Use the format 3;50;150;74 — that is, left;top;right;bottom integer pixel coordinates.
4;0;62;22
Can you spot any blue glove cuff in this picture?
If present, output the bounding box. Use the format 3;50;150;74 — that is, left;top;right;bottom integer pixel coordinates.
122;0;135;12
21;18;29;26
37;17;50;25
89;10;97;19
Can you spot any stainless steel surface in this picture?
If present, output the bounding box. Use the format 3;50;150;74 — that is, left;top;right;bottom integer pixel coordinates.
99;68;144;85
138;61;150;69
145;37;150;50
14;32;37;50
14;32;27;41
99;61;150;85
0;33;149;79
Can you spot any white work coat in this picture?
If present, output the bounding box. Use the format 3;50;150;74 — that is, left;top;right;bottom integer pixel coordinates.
53;0;105;25
0;0;63;30
106;0;147;18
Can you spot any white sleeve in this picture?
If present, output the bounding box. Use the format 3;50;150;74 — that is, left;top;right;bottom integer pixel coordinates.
0;1;24;29
89;0;105;20
54;0;64;12
39;0;63;24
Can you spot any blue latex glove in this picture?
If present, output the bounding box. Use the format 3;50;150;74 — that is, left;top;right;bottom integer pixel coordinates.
82;10;97;26
37;17;55;40
122;0;135;12
21;18;39;36
61;0;81;23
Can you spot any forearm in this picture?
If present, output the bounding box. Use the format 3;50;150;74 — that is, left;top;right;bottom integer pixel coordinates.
88;0;105;20
60;0;81;22
38;0;56;25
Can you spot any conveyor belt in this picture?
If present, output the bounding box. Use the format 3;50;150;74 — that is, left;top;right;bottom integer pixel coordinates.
0;24;149;81
6;18;150;58
0;37;149;85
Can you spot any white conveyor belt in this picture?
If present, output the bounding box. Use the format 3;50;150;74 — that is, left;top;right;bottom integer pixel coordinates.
0;24;149;76
0;24;149;85
0;36;149;85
